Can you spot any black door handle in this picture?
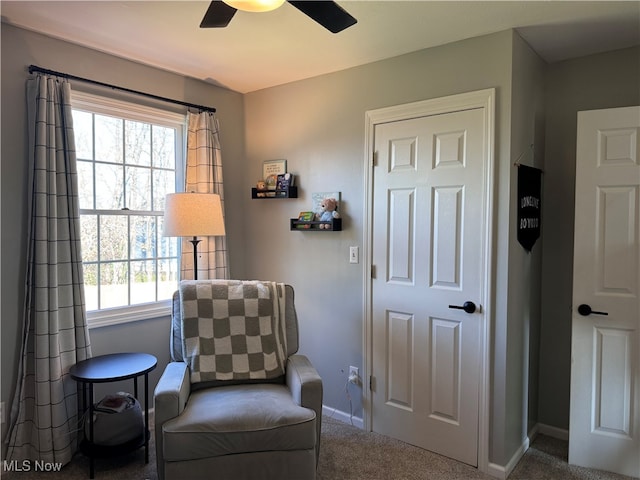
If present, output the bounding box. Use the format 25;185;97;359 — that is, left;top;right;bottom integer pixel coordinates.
578;304;608;316
448;301;477;314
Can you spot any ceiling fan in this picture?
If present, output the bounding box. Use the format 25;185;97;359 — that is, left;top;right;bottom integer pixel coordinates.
200;0;357;34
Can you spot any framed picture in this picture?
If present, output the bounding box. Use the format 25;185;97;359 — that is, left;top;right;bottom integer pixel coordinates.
263;159;287;190
263;159;287;180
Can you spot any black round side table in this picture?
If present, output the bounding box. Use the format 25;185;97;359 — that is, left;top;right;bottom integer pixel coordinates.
70;352;157;479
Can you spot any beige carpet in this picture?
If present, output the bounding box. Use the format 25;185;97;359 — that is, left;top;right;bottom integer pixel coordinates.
3;416;636;480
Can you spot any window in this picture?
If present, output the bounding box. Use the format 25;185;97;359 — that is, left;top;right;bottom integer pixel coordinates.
71;92;185;327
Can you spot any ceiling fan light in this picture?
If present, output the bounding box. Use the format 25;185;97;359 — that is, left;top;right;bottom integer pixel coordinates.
224;0;285;13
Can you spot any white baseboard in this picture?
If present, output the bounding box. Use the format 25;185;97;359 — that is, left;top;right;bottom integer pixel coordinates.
506;434;532;478
322;405;363;429
486;462;508;480
537;423;569;441
485;422;568;479
486;428;534;479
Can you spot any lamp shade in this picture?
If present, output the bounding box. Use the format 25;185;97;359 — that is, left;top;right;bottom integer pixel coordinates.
163;193;226;237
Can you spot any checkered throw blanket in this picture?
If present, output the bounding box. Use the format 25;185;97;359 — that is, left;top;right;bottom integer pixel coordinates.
179;280;288;384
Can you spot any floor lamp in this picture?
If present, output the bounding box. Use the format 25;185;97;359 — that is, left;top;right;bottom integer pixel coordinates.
163;192;226;280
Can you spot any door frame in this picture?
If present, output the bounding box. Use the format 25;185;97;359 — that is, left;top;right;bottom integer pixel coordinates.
361;88;495;473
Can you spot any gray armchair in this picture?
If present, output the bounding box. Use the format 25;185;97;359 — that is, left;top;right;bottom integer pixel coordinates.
154;281;323;480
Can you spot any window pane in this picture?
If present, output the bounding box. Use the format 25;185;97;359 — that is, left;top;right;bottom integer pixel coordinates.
83;263;98;311
125;120;151;166
73;110;93;160
158;216;178;258
153;125;176;169
100;262;128;309
72;95;182;316
125;166;151;211
95;163;124;209
95;114;123;164
77;160;94;209
80;215;98;262
131;216;156;259
100;215;128;261
131;260;156;305
158;258;178;300
153;169;175;211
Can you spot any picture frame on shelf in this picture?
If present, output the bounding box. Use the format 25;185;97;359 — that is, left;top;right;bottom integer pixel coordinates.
262;159;286;190
263;159;286;178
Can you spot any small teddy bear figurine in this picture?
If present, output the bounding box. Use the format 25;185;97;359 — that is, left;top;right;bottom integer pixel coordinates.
316;197;340;229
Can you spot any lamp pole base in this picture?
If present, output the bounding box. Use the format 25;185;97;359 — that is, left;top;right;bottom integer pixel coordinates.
189;237;202;280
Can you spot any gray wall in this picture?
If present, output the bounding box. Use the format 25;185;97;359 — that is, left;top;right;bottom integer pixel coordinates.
242;30;527;467
1;23;246;423
499;31;546;463
538;46;640;430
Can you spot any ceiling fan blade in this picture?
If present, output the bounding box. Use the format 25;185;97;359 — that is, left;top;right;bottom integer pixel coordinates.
200;1;237;28
288;1;357;33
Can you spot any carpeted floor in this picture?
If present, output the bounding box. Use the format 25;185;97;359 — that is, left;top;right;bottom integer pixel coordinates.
3;416;637;480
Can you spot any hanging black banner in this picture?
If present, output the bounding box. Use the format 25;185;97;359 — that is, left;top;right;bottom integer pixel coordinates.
517;164;542;252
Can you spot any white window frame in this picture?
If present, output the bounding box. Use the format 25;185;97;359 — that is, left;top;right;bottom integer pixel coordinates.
71;91;186;329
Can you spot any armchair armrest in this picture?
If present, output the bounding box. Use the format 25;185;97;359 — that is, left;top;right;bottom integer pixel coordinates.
154;361;190;480
287;354;322;409
287;354;323;462
154;361;190;428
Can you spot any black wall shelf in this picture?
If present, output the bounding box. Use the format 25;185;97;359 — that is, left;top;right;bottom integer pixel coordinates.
252;186;298;199
290;218;342;231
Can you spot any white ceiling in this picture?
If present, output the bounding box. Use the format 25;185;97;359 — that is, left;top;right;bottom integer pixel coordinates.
2;1;639;93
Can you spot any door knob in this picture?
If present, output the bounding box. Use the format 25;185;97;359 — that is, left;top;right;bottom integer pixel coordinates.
577;304;608;316
448;301;477;314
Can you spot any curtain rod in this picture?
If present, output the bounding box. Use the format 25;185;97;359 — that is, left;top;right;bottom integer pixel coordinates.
28;65;216;113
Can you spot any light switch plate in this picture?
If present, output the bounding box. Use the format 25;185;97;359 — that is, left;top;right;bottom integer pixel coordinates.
349;246;359;264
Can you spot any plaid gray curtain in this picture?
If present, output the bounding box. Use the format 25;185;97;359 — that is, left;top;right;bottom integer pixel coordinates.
6;74;91;465
181;111;229;280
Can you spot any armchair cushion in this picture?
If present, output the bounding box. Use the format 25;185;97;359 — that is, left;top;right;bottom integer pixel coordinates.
162;383;316;462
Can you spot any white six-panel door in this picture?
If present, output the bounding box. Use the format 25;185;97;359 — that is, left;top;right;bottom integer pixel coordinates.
569;106;640;478
370;106;487;466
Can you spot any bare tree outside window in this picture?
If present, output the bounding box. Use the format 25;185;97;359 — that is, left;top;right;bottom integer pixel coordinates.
73;103;181;313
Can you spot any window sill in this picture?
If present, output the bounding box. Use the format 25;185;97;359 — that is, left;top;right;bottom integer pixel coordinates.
87;300;172;329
